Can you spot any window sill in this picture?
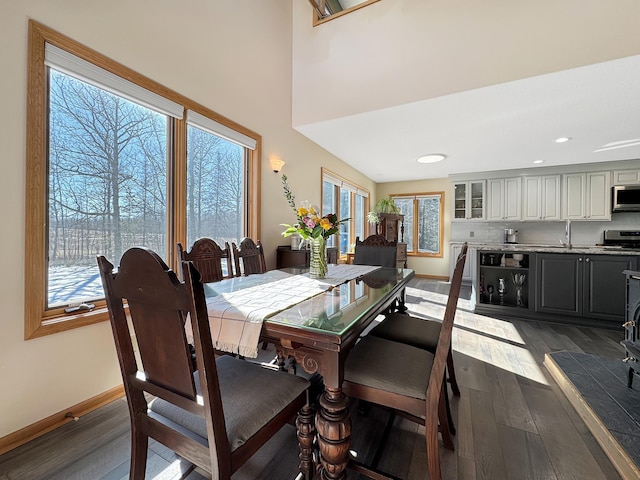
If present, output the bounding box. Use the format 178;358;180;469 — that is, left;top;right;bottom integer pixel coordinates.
26;307;109;339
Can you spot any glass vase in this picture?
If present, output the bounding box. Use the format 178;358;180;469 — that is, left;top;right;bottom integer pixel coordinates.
309;236;328;279
516;286;524;307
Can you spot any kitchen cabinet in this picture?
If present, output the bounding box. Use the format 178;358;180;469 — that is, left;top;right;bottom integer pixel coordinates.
487;177;521;221
613;169;640;185
450;244;476;284
536;253;637;322
562;171;611;220
452;181;485;221
522;175;561;221
476;250;531;309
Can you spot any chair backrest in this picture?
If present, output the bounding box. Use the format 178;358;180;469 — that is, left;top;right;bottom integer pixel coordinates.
177;238;234;282
426;243;467;408
97;247;229;475
353;235;398;268
356;234;395;247
232;237;267;276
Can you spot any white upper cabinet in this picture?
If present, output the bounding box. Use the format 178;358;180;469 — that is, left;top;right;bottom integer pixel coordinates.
522;175;561;221
452;181;485;221
487;177;521;221
613;169;640;185
562;171;611;220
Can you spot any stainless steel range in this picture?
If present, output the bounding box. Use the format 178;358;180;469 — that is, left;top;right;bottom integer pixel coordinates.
604;229;640;248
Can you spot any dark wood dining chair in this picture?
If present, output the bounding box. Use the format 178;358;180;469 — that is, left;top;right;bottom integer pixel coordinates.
177;237;234;282
232;237;267;276
370;243;468;399
341;244;467;480
353;234;397;268
97;247;312;480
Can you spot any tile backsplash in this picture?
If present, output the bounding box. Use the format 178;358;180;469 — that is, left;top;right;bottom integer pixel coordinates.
451;212;639;246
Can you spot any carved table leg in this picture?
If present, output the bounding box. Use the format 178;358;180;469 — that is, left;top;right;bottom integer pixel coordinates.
315;387;351;480
276;349;286;371
396;286;408;313
297;401;316;479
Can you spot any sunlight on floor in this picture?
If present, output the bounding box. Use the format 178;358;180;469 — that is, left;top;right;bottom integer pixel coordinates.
404;284;550;386
151;459;190;479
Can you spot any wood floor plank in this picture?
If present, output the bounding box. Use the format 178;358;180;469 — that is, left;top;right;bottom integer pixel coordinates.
497;424;557;480
493;367;538;434
0;400;130;480
455;386;475;462
521;383;609;480
484;364;510;427
456;456;476;480
469;388;508;480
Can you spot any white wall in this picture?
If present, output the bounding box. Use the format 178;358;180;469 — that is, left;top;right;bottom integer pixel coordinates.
292;0;640;127
0;0;374;438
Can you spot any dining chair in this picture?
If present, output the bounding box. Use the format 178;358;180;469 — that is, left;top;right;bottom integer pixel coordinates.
353;234;397;268
97;247;312;480
232;237;267;276
370;243;468;399
341;244;467;480
177;237;234;282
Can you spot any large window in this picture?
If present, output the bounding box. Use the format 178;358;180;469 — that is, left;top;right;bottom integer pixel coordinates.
391;192;444;257
321;169;368;255
25;21;260;338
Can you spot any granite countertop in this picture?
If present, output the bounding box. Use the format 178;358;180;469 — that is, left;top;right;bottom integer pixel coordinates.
450;242;640;255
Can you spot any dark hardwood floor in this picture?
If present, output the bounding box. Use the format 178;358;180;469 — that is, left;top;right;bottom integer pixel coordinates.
0;278;627;480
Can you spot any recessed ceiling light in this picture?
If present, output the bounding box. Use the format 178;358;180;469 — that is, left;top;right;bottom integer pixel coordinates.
417;154;446;164
533;160;544;164
555;137;571;143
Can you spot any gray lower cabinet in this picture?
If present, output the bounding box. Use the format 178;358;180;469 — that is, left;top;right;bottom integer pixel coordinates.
536;253;637;322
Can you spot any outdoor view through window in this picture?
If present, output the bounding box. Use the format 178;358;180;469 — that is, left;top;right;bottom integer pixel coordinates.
47;69;245;309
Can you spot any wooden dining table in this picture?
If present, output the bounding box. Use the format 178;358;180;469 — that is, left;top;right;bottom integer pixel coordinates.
203;265;415;480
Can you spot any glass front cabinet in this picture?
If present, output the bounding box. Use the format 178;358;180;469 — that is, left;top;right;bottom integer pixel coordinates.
453;180;486;221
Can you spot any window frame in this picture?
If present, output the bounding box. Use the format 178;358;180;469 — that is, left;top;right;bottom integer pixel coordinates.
310;0;382;26
390;192;445;258
25;20;261;339
321;168;369;257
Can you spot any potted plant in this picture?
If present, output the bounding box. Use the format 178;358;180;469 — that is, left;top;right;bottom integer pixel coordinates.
367;197;401;224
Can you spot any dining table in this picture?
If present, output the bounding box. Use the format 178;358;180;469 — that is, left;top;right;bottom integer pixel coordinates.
202;263;415;480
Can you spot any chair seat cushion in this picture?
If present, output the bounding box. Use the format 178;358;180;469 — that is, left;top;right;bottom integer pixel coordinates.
370;313;442;352
344;336;433;400
149;355;309;451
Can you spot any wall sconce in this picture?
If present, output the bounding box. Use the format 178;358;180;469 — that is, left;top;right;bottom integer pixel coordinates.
269;158;285;173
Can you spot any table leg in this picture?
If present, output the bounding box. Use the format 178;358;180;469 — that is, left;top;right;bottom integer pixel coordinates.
396;286;408;313
315;386;350;480
297;401;316;479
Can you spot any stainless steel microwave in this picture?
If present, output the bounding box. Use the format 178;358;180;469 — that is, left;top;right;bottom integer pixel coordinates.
612;184;640;212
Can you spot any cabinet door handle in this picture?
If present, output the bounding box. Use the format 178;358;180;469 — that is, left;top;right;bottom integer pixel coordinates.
578;258;582;262
585;257;590;262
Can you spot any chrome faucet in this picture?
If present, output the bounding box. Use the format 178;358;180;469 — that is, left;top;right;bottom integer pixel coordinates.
563;219;572;249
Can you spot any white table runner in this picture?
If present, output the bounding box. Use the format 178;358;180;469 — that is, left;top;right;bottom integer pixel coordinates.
204;264;380;357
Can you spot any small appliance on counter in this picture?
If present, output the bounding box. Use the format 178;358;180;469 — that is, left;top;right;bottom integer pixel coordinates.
603;230;640;248
504;228;518;244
